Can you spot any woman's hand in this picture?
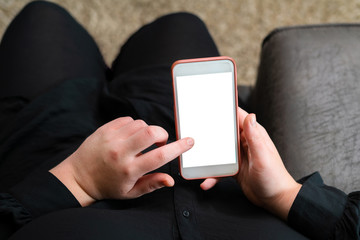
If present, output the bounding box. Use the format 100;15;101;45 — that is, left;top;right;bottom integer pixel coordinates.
236;108;301;220
50;117;194;207
201;107;301;220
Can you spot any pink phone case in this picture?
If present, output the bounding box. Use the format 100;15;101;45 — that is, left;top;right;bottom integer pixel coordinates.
171;56;240;179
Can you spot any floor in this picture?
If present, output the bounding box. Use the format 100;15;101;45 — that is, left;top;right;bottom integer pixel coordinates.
1;0;360;85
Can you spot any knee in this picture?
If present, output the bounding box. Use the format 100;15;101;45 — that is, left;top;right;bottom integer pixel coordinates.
20;1;67;19
156;12;206;28
164;12;203;22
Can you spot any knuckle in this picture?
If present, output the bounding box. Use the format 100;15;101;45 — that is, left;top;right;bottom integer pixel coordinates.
134;119;147;128
102;131;114;145
118;117;134;126
105;141;125;161
107;146;120;162
123;116;134;122
109;116;134;130
144;126;159;139
178;138;189;149
162;129;169;139
145;126;168;140
121;165;134;177
97;124;108;135
155;148;167;162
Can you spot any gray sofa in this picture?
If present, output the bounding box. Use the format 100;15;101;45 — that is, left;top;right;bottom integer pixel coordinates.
247;24;360;193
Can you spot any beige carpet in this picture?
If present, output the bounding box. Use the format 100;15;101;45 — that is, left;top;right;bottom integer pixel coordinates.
1;0;360;85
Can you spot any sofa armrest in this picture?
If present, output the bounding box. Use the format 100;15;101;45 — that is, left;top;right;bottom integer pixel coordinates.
251;24;360;193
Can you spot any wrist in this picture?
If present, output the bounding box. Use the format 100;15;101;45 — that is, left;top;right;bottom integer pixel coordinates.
264;181;302;221
49;155;96;207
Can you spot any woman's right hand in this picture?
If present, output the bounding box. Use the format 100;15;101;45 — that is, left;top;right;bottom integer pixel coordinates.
50;117;194;206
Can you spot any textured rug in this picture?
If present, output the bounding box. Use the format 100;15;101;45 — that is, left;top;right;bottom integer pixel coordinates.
1;0;359;85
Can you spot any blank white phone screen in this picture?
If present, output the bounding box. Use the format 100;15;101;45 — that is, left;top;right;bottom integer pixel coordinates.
176;72;237;168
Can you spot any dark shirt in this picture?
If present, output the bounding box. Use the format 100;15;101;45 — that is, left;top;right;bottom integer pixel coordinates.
0;75;359;239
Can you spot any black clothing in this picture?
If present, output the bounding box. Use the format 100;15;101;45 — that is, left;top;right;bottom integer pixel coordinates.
0;2;358;239
288;173;360;239
0;1;108;101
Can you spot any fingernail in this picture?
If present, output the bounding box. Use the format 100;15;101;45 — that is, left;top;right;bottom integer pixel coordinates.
187;138;194;146
251;114;257;127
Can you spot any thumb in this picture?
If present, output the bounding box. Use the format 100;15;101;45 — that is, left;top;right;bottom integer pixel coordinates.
127;173;174;198
243;114;268;160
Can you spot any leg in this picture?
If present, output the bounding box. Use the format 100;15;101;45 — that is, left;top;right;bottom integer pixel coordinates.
0;1;107;190
108;13;219;138
0;1;108;100
112;12;219;75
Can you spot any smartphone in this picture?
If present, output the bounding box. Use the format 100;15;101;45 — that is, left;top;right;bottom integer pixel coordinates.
172;56;240;179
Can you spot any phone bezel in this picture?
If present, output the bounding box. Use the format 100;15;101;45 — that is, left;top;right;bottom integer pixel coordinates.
172;56;240;180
